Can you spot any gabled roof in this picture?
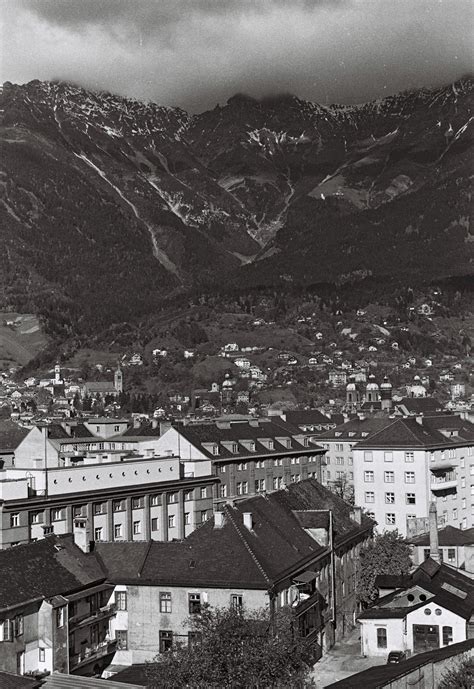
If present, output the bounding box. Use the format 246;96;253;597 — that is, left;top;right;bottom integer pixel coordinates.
408;525;474;547
0;672;43;689
0;535;105;610
278;409;334;427
174;419;325;460
326;639;474;689
95;479;374;590
359;557;474;621
318;417;392;441
354;415;474;449
395;397;443;413
122;424;161;437
0;420;29;451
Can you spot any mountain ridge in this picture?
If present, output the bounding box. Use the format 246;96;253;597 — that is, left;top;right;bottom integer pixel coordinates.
0;77;472;337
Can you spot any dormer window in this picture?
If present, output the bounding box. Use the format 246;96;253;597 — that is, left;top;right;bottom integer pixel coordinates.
335;432;342;437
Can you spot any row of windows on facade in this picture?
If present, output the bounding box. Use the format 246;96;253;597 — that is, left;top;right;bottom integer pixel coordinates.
364;470;417;483
206;438;312;455
12;510;210;531
324;470;354;481
376;623;453;650
229;472;319;497
216;456;318;472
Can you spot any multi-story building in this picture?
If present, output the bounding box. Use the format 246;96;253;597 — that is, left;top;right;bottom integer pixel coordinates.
317;418;392;494
94;479;375;671
152;417;326;507
407;525;474;571
0;534;116;677
0;423;217;549
353;415;474;536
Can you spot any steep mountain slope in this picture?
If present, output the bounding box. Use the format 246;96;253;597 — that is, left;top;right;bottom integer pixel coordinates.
0;78;472;337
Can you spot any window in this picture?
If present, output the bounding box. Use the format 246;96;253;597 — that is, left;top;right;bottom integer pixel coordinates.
219;485;228;498
406;493;416;505
188;631;202;647
236;482;248;495
447;548;456;562
167;493;178;504
39;648;45;662
231;594;243;611
133;521;141;535
452;509;458;520
237;462;248;471
384;471;394;483
14;616;23;637
184;512;190;525
184;490;193;501
188;593;201;614
114;524;123;538
384;452;393;463
365;491;375;503
132;497;143;509
94;502;105;515
31;511;43;524
116;630;128;650
56;607;65;628
94;527;103;541
461;477;466;488
385;513;396;525
10;513;20;528
168;515;175;529
1;619;13;642
364;471;374;482
255;479;265;492
201;510;208;522
218;465;226;474
256;460;265;469
273;476;283;490
151;518;159;531
336;471;344;480
376;628;387;648
291;457;300;465
151;495;162;506
442;626;453;645
113;500;125;512
159;630;173;653
336;444;344;452
200;487;207;499
336;456;344;465
52;509;63;521
424;548;431;560
364;451;373;462
160;592;172;613
405;471;415;483
116;591;127;610
405;452;414;463
385;492;395;504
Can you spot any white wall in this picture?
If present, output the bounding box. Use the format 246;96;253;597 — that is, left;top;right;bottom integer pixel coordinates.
154;427;207;462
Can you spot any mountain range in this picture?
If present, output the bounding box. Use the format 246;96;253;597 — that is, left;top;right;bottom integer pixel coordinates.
0;77;472;337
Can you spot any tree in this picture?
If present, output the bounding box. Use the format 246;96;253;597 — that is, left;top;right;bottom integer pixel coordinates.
356;530;412;607
438;657;474;689
146;605;316;689
330;475;354;505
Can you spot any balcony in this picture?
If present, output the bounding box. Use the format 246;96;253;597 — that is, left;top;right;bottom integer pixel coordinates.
69;603;116;629
69;639;117;671
431;476;458;494
430;459;457;473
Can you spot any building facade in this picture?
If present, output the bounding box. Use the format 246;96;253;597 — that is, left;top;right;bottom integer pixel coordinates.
353;416;474;537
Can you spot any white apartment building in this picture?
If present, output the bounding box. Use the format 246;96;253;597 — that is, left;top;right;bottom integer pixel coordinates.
353;415;474;537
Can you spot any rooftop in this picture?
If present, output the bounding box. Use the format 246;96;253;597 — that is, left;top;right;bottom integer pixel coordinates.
0;420;30;451
94;479;374;590
408;525;474;547
318;417;392;441
0;534;105;610
354;415;474;450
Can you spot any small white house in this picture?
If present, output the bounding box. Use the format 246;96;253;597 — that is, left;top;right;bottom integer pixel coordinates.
358;558;474;658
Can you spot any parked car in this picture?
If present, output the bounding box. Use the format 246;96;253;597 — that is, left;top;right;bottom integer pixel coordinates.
387;651;407;664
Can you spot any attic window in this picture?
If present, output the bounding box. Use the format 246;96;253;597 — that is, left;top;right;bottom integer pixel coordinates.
361;432;369;438
348;432;356;437
189;559;196;569
335;432;342;437
441;583;467;599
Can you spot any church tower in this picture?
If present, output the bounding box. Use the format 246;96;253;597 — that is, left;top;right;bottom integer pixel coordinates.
114;363;123;393
380;376;393;411
54;362;62;384
365;374;380;404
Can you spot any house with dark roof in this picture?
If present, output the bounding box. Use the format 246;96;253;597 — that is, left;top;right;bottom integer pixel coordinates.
357;557;474;658
93;479;375;668
153;418;326;506
408;525;474;571
394;397;444;416
0;535;116;678
0;420;30;467
352;415;474;537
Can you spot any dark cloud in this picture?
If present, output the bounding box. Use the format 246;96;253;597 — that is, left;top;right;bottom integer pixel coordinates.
3;1;472;112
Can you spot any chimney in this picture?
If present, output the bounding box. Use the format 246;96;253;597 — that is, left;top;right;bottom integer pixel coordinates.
243;512;253;531
133;415;141;429
73;517;93;553
429;502;440;562
350;506;362;525
214;511;225;528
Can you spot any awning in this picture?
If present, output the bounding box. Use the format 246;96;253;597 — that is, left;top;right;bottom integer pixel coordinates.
63;583;114;603
293;570;317;584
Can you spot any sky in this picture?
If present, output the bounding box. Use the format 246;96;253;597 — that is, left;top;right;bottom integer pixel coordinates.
1;0;472;112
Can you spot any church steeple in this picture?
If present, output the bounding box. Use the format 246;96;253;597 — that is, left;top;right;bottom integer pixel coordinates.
114;363;123;393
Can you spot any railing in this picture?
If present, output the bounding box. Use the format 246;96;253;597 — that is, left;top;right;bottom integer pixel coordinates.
69;603;116;629
69;639;117;670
